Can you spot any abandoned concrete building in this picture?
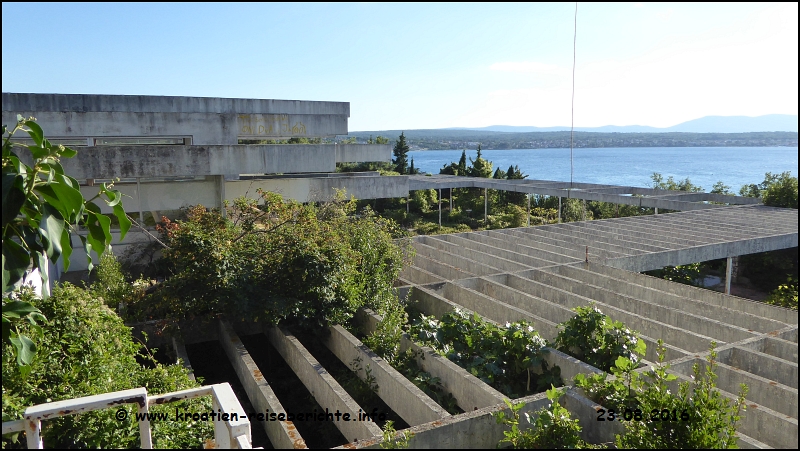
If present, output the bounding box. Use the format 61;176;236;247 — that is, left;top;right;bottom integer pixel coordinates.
2;93;797;448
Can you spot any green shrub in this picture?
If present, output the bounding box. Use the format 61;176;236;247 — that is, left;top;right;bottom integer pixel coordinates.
2;284;212;449
765;275;798;310
554;304;646;373
575;340;748;449
410;309;561;397
127;191;410;331
494;387;599;449
644;263;702;286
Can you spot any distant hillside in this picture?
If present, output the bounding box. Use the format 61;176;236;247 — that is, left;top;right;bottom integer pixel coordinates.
406;114;798;134
343;129;797;150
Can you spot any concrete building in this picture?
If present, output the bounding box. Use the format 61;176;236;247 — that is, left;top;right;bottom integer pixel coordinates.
3;93;797;448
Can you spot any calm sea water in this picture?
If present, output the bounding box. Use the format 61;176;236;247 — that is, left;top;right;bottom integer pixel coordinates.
408;147;798;193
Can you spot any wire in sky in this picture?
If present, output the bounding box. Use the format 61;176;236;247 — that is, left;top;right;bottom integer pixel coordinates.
570;2;577;189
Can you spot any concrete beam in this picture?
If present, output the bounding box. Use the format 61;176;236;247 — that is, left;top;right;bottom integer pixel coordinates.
265;325;383;441
218;321;306;449
324;325;450;425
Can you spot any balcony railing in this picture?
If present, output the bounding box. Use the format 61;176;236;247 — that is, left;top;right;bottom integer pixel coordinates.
1;383;253;449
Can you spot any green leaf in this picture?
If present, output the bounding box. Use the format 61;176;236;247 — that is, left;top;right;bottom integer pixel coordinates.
2;239;30;293
2;173;26;228
59;145;78;158
24;121;44;146
39;204;65;260
9;333;37;366
36;251;49;297
113;203;131;241
60;227;73;273
28;144;50;160
35;181;84;223
78;235;94;272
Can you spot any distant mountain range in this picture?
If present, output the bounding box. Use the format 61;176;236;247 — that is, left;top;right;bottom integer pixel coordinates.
444;114;798;134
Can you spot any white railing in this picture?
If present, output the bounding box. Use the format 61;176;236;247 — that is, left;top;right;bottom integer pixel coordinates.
1;383;252;449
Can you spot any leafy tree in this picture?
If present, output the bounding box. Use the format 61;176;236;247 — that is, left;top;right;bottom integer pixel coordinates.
650;172;702;192
762;172;798;209
392;132;410;175
765;275;798;310
736;172;797;206
127;190;410;331
375;135;390;145
492;167;507;180
505;165;528;206
3;116;130;371
710;181;733;195
466;145;493;178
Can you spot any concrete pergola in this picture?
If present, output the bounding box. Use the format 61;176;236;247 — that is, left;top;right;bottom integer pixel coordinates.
5;92;797;448
391;204;797;448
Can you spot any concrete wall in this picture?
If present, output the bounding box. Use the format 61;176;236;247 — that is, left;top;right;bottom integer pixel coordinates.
3;93;350;143
17;144;390;179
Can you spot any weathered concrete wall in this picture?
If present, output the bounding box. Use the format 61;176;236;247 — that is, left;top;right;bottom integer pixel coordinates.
3;93;350;142
2;92;350;115
18;144;390;179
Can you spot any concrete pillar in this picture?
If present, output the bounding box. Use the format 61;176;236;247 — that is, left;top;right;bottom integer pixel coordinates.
484;188;488;223
407;193;410;213
438;188;442;228
725;256;733;294
558;197;562;223
655;207;659;215
217;175;226;218
582;199;586;221
450;189;452;211
136;177;143;223
527;194;531;227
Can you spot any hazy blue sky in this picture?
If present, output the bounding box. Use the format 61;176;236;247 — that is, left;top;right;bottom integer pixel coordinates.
2;2;797;131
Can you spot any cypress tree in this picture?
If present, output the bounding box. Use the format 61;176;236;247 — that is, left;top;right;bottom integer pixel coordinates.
393;132;410;174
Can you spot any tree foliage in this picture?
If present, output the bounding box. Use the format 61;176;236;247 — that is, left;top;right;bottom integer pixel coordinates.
2;285;212;449
127;190;410;331
3;116;130;295
392;132;410;175
739;171;798;209
650;172;703;192
3;116;130;371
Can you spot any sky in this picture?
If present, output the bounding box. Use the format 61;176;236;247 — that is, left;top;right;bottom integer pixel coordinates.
2;2;797;131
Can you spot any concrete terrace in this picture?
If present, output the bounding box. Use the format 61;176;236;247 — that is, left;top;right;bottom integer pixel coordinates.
4;93;798;448
391;204;797;448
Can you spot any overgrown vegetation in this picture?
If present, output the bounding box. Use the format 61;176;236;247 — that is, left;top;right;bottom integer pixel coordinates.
575;340;748;449
2;285;212;449
644;263;702;287
3;117;131;370
125;190;411;331
409;309;561;398
380;420;413;449
765;275;798;310
554;304;646;373
494;387;598;449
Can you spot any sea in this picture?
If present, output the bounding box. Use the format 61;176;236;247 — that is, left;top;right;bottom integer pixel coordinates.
407;147;798;194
